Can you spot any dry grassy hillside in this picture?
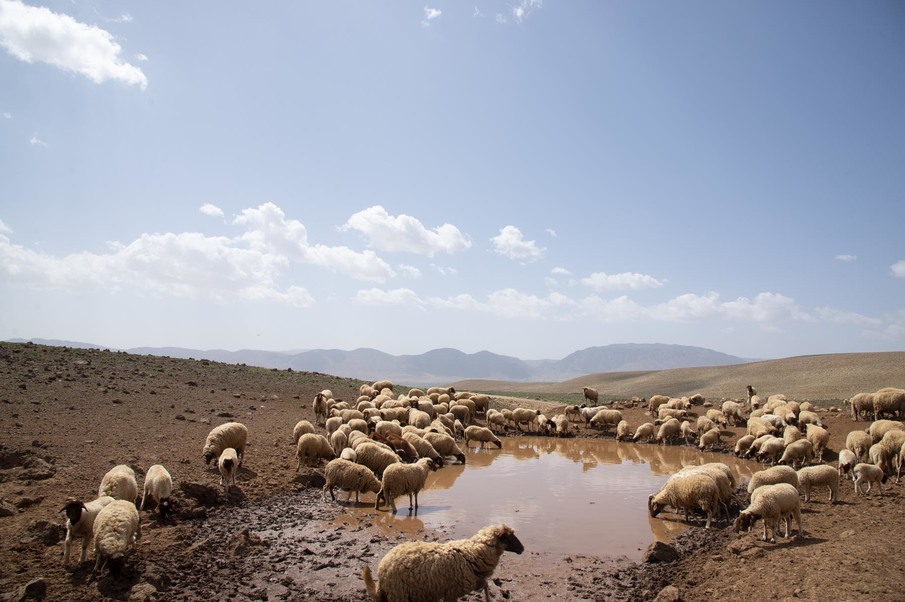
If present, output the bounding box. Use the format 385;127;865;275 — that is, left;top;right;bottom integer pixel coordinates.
453;351;905;402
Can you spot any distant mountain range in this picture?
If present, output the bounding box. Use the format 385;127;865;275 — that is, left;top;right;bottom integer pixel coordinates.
6;338;753;384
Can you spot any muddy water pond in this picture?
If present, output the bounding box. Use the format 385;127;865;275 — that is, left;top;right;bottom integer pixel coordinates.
329;437;761;562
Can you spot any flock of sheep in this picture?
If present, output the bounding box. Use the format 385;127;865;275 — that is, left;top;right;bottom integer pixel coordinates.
59;377;905;600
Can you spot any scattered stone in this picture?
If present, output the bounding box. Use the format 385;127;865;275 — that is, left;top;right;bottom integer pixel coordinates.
0;578;47;601
740;547;766;560
128;583;157;602
654;585;681;602
643;541;679;564
178;482;224;507
22;520;64;546
229;527;269;557
175;415;186;421
217;412;234;418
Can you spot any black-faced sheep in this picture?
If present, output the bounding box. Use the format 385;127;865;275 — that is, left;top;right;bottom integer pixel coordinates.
92;499;141;577
362;524;523;602
139;464;173;518
464;425;502;449
323;458;382;504
376;457;438;513
734;482;803;543
202;422;248;466
61;496;114;567
98;465;138;503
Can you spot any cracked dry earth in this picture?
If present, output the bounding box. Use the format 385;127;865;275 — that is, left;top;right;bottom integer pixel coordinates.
1;342;904;601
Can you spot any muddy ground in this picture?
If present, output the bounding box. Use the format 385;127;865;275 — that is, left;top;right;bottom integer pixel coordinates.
0;342;902;601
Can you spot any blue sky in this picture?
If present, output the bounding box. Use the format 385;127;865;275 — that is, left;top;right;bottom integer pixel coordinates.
1;0;904;361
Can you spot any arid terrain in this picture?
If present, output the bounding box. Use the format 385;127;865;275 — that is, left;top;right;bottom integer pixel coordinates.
1;342;904;601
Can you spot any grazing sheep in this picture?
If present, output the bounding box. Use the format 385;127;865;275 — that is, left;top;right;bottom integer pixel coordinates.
582;387;599;405
852;462;887;496
648;472;722;528
464;425;503;449
797;465;839;503
633;422;657;443
656;418;682;446
139;464;173;518
512;408;541;433
313;392;329;425
218;448;239;489
867;419;905;444
295;433;336;470
734;434;756;457
376;457;438;513
873;387;905;420
98;465;138;503
371;432;419;463
868;443;893;476
648;395;670;415
878;429;905;467
485;409;508;434
688;393;705;406
355;442;403;478
362;524;523;602
325;416;343;438
657;407;688;422
550;414;571;437
699;428;721;451
470;394;491;416
747;465;799;496
401;432;444;467
778;439;814;469
60;496;115;567
92;499;141;577
323;458;382;504
679;421;696;445
846;430;873;460
837;449;858;477
423;431;467;464
589;409;623;432
747;417;776;439
756;437;787;465
330;429;348;456
722;400;747;426
805;424;830;462
847;392;873;421
202;422;248;466
797;410;822;429
615;420;632;442
696;416;717;435
705;409;728;428
783;425;803;446
340;448;358;462
734;483;803;543
292;419;316;444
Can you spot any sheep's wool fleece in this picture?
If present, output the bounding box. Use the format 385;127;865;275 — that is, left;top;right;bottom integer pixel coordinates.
94;500;139;559
376;525;517;602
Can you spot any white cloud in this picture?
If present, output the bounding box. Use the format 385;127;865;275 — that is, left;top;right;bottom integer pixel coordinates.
513;0;542;23
355;287;425;309
434;265;457;276
545;228;557;237
581;271;663;292
396;264;421;279
551;267;571;276
109;14;133;23
0;219;12;234
490;225;544;262
835;254;857;262
135;53;148;62
473;7;483;18
2;112;10;119
495;14;507;24
0;0;148;89
236;203;395;282
199;203;224;219
422;6;441;27
816;307;882;327
891;260;905;278
341;205;471;256
29;132;46;146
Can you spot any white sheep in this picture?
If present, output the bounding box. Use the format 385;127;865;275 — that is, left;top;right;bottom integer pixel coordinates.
322;458;382;504
873;387;905;420
796;465;838;503
698;428;721;451
783;425;803;446
486;409;508;434
464;425;502;449
91;499;141;577
734;483;803;543
633;422;656;443
202;422;248;466
329;429;348;456
648;394;670;415
582;386;599;404
615;420;632;442
550;414;571;437
340;448;358;462
756;437;786;465
846;430;873;460
98;465;138;503
312;392;329;425
292;419;316;444
778;439;814;469
848;392;873;421
805;423;830;462
867;419;905;444
868;442;893;476
747;465;799;496
734;434;756;457
376;457;439;513
60;496;114;567
354;442;403;478
797;410;822;429
589;409;623;432
362;524;524;602
721;400;747;426
656;418;682;446
512;408;541;432
401;432;445;467
852;462;887;496
837;449;858;477
648;472;722;528
423;430;466;464
218;447;239;490
139;464;173;518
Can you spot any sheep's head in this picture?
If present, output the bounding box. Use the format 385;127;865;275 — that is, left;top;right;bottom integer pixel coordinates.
60;500;87;525
424;458;439;472
158;498;173;519
647;495;664;517
733;511;758;533
455;453;466;465
203;450;216;465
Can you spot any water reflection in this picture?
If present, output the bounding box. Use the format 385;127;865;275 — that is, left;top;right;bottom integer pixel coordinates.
327;437;759;561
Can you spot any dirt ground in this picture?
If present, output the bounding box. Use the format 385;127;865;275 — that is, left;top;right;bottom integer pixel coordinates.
0;342;903;602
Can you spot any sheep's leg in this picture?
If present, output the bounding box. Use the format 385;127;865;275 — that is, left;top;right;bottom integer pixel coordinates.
63;533;73;566
794;510;803;539
408;492;414;511
80;536;91;563
139;491;147;511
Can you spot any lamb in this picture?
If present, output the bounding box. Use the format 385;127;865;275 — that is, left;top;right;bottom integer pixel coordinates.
362;524;523;602
648;472;722;528
846;430;873;460
139;464;173;518
615;420;631;442
376;457;439;513
734;483;803;543
202;422;248;466
322;458;382;504
292;419;316;444
852;462;887;496
355;442;403;478
582;386;599;404
746;465;799;496
589;409;623;432
633;422;657;443
464;425;503;449
512;408;541;432
797;464;838;503
423;430;467;464
218;448;239;489
295;433;336;470
837;449;858;477
778;439;814;468
805;423;830;462
698;428;721;451
91;499;141;577
312;392;329;425
60;496;115;567
98;465;138;503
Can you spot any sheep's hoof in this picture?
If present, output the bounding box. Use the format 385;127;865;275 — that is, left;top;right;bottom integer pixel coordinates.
769;538;776;544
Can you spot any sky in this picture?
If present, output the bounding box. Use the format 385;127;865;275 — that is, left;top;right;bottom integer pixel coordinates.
1;1;904;362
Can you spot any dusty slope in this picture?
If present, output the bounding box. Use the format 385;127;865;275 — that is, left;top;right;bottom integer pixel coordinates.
1;342;903;601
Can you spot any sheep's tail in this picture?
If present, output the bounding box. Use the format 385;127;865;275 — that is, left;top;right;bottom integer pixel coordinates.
362;565;383;601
